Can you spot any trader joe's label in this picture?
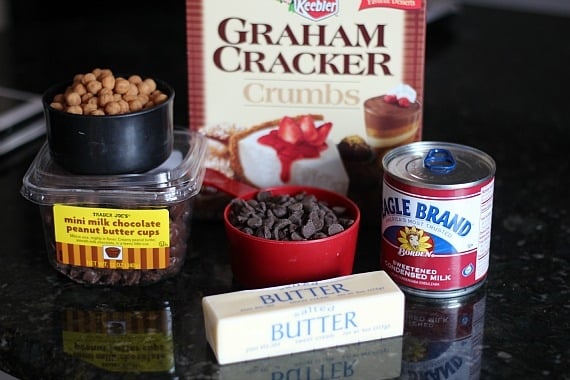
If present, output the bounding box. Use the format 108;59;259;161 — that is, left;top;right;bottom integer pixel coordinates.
53;205;171;270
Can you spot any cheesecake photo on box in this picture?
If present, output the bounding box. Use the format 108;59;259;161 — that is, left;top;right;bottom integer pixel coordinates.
197;114;355;218
229;114;348;194
197;113;386;222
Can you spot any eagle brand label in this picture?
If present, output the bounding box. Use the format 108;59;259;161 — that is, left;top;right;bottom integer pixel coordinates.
381;142;496;297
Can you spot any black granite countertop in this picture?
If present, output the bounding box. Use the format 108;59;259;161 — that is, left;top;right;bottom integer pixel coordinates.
0;2;569;379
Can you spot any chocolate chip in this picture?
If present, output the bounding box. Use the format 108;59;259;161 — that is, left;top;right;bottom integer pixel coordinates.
247;214;263;228
327;223;345;235
228;191;354;241
301;219;317;238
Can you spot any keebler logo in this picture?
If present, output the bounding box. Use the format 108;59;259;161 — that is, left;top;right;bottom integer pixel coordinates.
277;0;340;21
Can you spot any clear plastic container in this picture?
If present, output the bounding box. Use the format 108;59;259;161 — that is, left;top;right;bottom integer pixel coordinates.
21;130;207;286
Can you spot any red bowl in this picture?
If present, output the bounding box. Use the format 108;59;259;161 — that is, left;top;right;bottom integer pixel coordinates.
223;186;361;289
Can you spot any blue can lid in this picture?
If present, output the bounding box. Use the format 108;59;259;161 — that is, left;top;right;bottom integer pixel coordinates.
382;141;496;188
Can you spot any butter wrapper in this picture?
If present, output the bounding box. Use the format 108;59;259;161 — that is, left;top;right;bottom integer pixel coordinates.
202;271;404;364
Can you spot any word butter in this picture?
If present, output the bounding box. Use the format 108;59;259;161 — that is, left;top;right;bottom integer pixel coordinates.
202;271;404;364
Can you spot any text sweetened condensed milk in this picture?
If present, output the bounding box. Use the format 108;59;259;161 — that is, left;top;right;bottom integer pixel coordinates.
185;0;427;223
381;142;496;298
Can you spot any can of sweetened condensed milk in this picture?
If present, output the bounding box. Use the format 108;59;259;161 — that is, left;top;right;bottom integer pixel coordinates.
381;142;495;298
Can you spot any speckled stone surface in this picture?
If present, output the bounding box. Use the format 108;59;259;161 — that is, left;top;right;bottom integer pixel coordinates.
0;2;569;379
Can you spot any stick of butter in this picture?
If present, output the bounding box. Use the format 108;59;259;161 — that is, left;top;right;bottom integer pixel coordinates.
202;270;405;365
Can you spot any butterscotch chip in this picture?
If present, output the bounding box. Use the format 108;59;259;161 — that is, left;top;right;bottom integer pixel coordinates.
97;68;113;78
151;92;168;104
101;75;115;89
121;94;137;102
98;93;114;107
137;81;153;95
128;99;143;112
98;87;113;96
137;94;149;105
66;105;83;115
143;78;157;93
65;92;81;106
50;68;168;116
81;92;93;102
82;102;98;114
72;83;87;96
125;83;139;96
86;80;102;95
128;75;143;84
114;78;130;94
118;99;129;113
104;101;121;115
73;73;84;83
82;72;97;84
50;102;64;111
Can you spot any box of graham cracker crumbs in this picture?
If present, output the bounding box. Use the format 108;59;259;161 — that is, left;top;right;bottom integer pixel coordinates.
186;0;426;225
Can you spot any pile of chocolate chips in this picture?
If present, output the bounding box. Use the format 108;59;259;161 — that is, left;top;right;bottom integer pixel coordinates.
228;191;355;241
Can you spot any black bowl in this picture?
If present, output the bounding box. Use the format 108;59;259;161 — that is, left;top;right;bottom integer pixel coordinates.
43;78;174;175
